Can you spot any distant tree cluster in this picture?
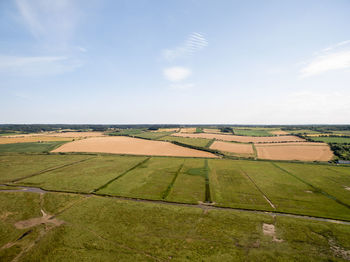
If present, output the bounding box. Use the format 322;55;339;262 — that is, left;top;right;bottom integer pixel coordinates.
220;127;234;134
329;143;350;161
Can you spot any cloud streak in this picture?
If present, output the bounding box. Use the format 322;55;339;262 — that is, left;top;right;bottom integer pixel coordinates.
0;55;82;76
163;66;191;82
300;40;350;77
162;32;208;61
15;0;80;46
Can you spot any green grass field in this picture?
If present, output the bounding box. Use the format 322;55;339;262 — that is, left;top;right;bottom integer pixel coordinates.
158;135;211;147
1;154;350;261
284;129;321;134
97;157;183;200
17;155;147;193
0;141;68;153
1;192;350;261
166;159;207;204
307;136;350;143
0;155;90;183
233;129;273;136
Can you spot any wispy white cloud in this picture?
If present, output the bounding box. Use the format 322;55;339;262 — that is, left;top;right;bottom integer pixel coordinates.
300;40;350;77
321;40;350;52
15;0;80;45
300;50;350;77
0;55;82;76
162;32;208;61
163;66;191;82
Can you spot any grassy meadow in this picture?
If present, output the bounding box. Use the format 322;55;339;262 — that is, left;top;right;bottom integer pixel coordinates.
1;144;350;260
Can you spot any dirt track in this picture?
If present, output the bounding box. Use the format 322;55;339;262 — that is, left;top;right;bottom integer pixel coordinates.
172;133;304;143
52;136;217;158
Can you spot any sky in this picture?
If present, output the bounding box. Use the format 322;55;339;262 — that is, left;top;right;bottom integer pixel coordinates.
0;0;350;124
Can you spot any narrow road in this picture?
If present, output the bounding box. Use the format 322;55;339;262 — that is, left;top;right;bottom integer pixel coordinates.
1;184;350;226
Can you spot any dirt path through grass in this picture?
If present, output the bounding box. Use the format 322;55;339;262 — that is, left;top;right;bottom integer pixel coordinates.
1;184;350;225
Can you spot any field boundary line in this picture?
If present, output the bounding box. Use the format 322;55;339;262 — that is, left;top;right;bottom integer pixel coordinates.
11;156;96;183
272;162;350;210
205;138;215;148
238;166;276;209
204;160;212;203
162;161;185;200
251;143;257;159
2;184;350;224
92;157;151;193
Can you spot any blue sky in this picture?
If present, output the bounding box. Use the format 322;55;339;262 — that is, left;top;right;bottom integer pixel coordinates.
1;0;349;124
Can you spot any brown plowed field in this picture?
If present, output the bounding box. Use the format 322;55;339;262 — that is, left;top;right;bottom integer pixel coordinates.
172;133;304;143
52;136;217;158
255;142;333;161
0;136;73;144
210;141;253;155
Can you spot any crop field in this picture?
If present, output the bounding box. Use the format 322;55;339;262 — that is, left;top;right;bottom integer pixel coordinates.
52;136;216;158
133;131;173;140
158;135;211;147
307;136;350;143
179;127;197;133
210;141;254;156
203;128;222;133
233;128;273;137
255;142;333;161
284;129;321;134
0;141;68;153
0;136;73;144
152;128;180;132
269;130;288;135
172;133;304;143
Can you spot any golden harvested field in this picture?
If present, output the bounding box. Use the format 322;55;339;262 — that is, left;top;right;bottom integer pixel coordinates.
0;136;73;144
210;141;254;155
269;130;288;135
5;131;105;138
52;136;217;158
203;128;222;134
45;132;105;137
179;128;197;133
255;142;333;161
172;133;304;143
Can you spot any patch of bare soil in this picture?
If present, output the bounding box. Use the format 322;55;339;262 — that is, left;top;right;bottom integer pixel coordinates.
329;239;350;260
345;187;350;191
210;141;253;155
262;223;283;242
52;136;217;158
14;210;63;229
255;142;333;161
172;133;305;143
305;190;313;193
